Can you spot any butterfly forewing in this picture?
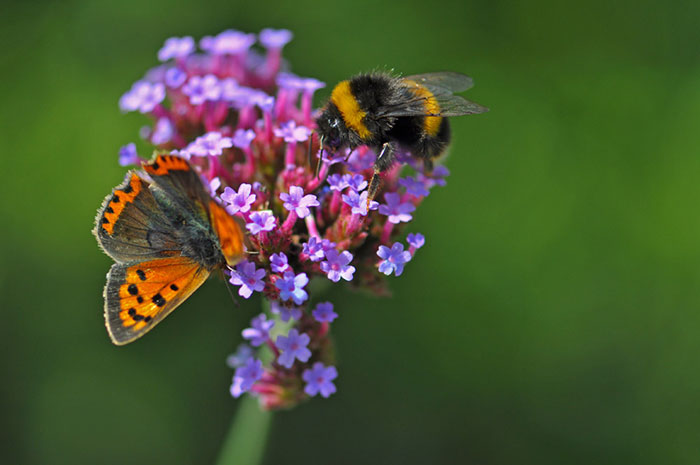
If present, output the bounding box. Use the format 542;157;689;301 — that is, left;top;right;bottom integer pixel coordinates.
143;154;212;221
94;172;180;263
104;256;210;345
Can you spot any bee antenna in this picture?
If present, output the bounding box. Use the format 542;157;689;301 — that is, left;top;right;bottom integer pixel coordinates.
315;135;325;178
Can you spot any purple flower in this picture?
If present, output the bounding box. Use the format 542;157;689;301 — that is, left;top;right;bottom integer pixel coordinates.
346;174;368;192
118;143;140;166
418;166;450;189
151;117;174;145
201;29;256;55
230;357;263;397
185;131;233;157
270;253;290;273
379;192;415;224
275;329;311;369
302;362;337;398
320;249;356;282
377;242;412;276
232;128;256;149
164;67;187;88
182;74;221;105
399;176;430;197
342;190;379;216
158;36;195;61
246;211;276;234
312;302;337;323
226;343;254;368
276;72;325;93
345;147;376;172
270;301;302;322
221;183;256;215
275;270;309;305
327;174;350;192
242;314;275;347
259;28;293;49
208;177;221;195
280;186;319;218
407;233;426;249
228;260;266;298
119;81;165;113
274;120;311;143
302;237;336;262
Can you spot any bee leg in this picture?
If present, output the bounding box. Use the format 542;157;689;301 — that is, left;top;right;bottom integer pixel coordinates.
313;134;325;178
367;142;395;207
423;158;434;173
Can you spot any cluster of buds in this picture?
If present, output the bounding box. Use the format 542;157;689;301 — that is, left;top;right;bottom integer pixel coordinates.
118;28;448;409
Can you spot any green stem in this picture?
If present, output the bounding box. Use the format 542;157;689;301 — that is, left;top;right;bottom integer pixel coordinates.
215;394;273;465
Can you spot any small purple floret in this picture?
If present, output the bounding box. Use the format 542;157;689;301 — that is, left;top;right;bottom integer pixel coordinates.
226;343;254;369
399;176;430;197
221;183;256;215
259;28;293;49
186;131;233;157
379;192;415;224
228;260;266;298
377;242;412;276
118;143;140;166
232;128;256;149
342;190;379;216
151;117;174;145
320;249;356;282
274;120;311;143
119;81;165;113
312;302;338;323
158;36;195;61
164;67;187;88
275;270;309;305
246;211;276;234
407;233;426;249
182;74;221;105
302;237;336;262
230;357;264;397
276;329;311;369
280;186;319;218
242;314;275;347
270;253;290;273
302;362;337;398
271;301;302;322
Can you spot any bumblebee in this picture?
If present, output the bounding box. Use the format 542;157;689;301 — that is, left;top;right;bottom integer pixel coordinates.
315;71;488;201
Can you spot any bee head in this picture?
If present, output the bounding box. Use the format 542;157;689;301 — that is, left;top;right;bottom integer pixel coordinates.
316;104;350;152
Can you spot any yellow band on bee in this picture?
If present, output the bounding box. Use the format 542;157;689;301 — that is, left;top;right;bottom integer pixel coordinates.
330;81;372;139
404;79;442;137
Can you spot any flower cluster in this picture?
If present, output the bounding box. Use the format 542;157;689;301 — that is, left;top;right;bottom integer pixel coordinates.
119;28;442;409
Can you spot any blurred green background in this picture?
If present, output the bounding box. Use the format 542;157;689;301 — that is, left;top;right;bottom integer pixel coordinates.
2;0;699;463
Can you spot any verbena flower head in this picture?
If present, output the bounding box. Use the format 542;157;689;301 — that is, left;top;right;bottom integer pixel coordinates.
117;27;448;410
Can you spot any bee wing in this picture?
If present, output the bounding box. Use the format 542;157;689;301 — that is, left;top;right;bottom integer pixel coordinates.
403;72;474;93
376;93;489;118
376;72;488;118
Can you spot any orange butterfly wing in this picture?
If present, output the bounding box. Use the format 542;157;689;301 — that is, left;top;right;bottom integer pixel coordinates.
104;256;210;345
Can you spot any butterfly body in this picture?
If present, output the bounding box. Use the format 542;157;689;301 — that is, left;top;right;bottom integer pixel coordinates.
94;154;245;345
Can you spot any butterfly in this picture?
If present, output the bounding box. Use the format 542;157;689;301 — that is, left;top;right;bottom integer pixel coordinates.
93;153;246;345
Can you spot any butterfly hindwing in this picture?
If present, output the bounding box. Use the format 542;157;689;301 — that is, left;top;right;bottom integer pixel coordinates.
94;171;179;263
104;256;211;345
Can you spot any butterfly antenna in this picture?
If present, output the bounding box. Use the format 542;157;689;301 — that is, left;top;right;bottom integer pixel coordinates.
220;269;240;308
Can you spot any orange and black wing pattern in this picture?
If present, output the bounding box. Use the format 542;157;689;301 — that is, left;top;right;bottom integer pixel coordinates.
104;256;210;345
